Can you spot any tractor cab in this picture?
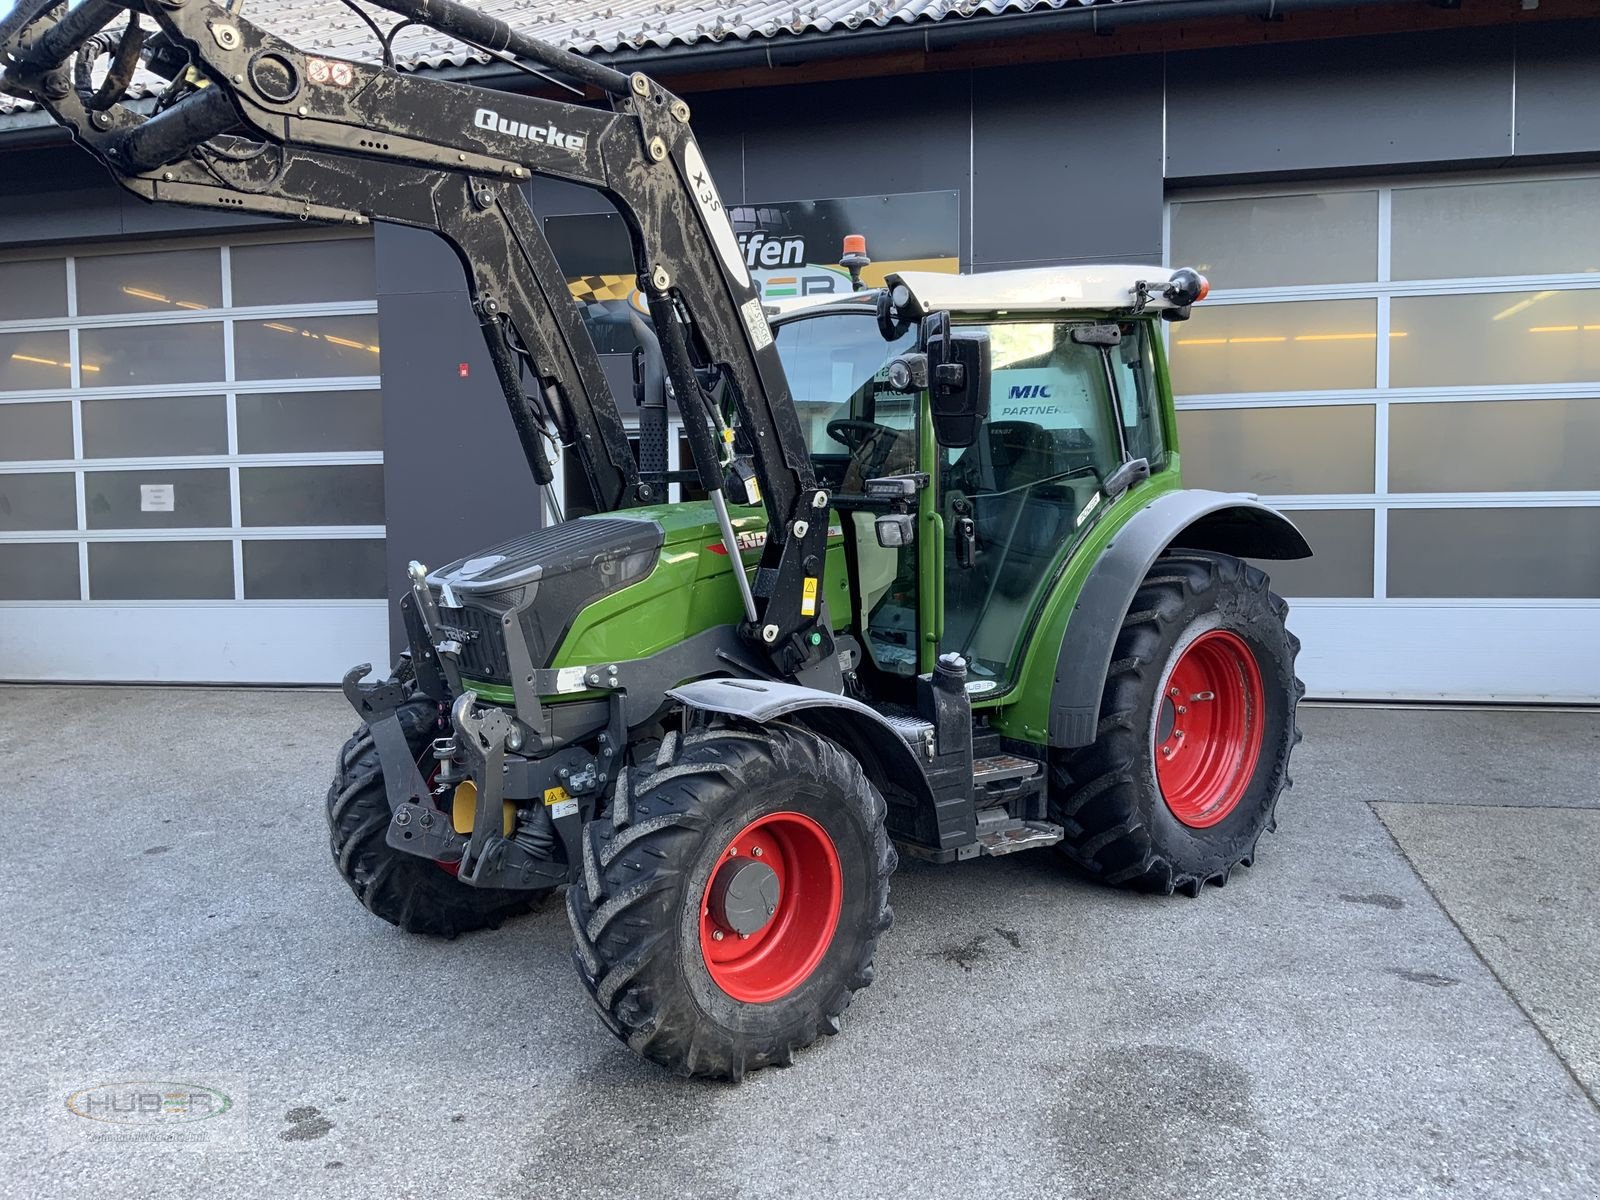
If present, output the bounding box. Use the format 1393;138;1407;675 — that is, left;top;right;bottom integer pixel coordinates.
771;264;1201;703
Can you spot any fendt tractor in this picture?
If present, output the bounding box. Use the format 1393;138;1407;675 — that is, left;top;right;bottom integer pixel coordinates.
2;0;1310;1079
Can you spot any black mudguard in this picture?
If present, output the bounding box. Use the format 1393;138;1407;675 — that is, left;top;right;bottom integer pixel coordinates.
1050;489;1311;748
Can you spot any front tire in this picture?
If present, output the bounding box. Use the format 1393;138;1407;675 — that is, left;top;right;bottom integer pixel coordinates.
1049;550;1303;896
326;697;546;937
567;722;896;1080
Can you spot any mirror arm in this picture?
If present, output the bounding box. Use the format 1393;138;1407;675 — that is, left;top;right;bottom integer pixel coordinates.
1104;458;1151;499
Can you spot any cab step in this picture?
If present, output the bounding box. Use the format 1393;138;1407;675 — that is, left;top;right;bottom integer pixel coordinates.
973;754;1041;786
975;819;1064;858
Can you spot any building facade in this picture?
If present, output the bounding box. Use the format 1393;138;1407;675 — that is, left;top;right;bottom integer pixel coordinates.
2;0;1597;700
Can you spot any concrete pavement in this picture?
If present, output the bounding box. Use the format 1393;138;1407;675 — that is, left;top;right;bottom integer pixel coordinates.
1;687;1596;1199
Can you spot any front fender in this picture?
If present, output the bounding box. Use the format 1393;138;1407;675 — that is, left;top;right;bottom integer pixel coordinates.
1049;489;1310;747
666;678;937;813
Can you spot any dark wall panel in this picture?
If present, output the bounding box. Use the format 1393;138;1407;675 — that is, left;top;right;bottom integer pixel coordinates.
0;146;276;246
375;223;545;654
971;57;1163;266
737;73;972;265
1167;30;1514;180
1514;21;1600;158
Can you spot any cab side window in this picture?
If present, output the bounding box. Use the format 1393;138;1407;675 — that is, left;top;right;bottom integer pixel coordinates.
1109;322;1167;468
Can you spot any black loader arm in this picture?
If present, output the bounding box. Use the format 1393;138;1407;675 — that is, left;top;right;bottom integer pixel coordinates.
0;0;837;682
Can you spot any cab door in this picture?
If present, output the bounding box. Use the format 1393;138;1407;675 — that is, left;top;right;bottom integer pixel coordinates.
937;319;1163;693
772;308;923;685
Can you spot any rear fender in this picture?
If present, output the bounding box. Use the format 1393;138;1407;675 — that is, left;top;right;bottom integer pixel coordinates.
1049;490;1310;748
666;678;936;813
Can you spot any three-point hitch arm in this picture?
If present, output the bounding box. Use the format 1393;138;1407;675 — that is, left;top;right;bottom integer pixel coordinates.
0;0;840;683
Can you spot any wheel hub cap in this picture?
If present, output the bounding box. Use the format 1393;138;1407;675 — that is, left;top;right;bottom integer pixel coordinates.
699;811;843;1004
709;858;781;936
1154;629;1266;829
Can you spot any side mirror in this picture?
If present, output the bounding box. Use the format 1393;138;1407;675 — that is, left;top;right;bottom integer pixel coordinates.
924;313;990;449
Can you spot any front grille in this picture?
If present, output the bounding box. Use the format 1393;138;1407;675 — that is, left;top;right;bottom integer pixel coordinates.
437;604;511;684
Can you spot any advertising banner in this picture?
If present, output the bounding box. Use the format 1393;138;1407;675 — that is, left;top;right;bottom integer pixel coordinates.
545;190;961;354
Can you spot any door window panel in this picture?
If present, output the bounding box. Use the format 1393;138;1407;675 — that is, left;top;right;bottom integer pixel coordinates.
0;542;79;599
236;390;382;453
0;259;67;321
1177;405;1375;494
1169;300;1377;395
81;395;228;459
0;330;72;391
88;540;234;600
1391;178;1600;281
85;468;231;529
79;322;224;388
243;538;386;599
0;472;76;530
1389;398;1600;493
231;240;376;306
75;248;223;315
0;402;73;461
1388;508;1600;599
1390;290;1600;388
1169;191;1378;289
240;465;385;526
234;315;381;380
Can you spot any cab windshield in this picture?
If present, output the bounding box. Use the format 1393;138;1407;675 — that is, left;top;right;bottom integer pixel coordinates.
773;310;917;494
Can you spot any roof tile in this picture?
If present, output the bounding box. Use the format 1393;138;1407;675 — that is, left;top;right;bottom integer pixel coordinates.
0;0;1132;116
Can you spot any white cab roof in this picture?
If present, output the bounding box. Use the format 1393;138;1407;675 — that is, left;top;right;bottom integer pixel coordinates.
890;264;1181;314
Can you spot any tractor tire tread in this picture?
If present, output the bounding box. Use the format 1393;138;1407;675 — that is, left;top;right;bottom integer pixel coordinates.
569;721;894;1080
1049;549;1302;897
326;695;545;939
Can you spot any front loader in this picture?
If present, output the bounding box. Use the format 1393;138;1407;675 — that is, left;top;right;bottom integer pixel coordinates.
2;0;1311;1080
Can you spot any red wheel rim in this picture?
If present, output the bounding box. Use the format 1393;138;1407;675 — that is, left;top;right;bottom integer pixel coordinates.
1153;629;1265;829
699;811;843;1004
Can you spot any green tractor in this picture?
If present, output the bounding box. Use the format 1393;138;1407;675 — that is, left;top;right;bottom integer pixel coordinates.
3;0;1307;1081
330;262;1307;1079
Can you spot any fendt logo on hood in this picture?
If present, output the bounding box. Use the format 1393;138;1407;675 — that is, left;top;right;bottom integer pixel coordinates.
474;108;586;153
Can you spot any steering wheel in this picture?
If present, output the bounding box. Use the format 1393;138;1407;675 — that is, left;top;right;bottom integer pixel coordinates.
826;419;893;453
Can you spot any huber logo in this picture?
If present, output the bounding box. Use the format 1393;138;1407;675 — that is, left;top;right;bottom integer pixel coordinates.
474;108;586;153
1007;384;1053;399
65;1082;232;1126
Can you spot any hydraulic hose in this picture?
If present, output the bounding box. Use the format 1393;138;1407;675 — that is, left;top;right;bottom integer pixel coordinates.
112;85;237;173
364;0;632;95
20;0;123;72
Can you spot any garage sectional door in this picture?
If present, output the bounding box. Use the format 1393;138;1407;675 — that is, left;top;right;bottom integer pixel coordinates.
0;231;391;683
1168;174;1600;701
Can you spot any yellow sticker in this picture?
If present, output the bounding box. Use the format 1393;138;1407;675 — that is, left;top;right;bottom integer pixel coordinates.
801;576;819;617
722;427;735;444
543;785;570;806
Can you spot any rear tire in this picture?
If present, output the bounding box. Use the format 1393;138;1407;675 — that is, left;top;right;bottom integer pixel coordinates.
326;697;546;938
1049;550;1303;896
567;721;895;1080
